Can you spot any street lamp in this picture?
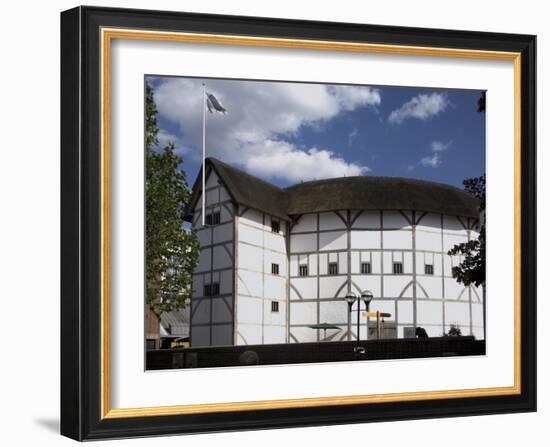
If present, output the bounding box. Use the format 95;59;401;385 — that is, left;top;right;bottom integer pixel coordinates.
361;290;374;310
345;291;357;310
344;290;374;353
361;290;373;341
345;290;361;352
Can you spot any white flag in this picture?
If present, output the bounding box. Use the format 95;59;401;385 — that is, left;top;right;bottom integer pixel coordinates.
206;92;228;114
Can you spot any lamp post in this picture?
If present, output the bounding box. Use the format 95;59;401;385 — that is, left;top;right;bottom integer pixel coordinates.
344;290;374;353
361;290;373;340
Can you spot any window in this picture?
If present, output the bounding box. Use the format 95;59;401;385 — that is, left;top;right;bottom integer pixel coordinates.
425;264;434;275
393;262;403;274
205;211;220;226
361;262;372;274
204;283;220;297
328;262;339;275
271;301;279;313
299;264;308;277
212;282;220;296
271;219;280;233
271;263;279;275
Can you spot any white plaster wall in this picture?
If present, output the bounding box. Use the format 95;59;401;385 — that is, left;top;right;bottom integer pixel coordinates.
265;231;286;252
319;231;347;251
191;300;210;325
290;302;317;325
191;326;210;347
212;324;233;345
383;211;411;229
319;301;348;324
212;298;233;323
384;230;413;250
350;230;382;249
352;210;380;229
238;224;263;246
291;233;317;252
291;277;317;300
352;275;382;298
190;170;235;347
237;243;262;271
319;277;347;299
237;269;263;297
264;275;286;299
235;208;288;345
240;207;263;229
288;210;484;342
292;213;317;232
205;170;220;188
319;211;346;230
237;296;263;324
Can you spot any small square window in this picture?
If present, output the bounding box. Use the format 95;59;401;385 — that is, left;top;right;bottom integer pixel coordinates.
204;283;219;297
299;265;308;277
393;262;403;274
328;262;339;275
271;301;279;313
425;264;434;275
271;220;280;233
361;262;372;274
271;263;279;275
205;211;220;226
212;282;220;296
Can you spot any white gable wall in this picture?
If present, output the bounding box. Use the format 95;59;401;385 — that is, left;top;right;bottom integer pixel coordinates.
234;207;288;345
189;169;235;347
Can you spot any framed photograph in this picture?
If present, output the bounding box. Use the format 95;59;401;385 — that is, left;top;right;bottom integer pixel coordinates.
61;6;536;441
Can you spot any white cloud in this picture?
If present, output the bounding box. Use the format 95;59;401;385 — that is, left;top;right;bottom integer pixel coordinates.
152;78;379;180
420;153;442;168
156;129;190;156
348;127;358;145
328;85;381;111
431;140;451;152
388;93;449;124
419;140;452;168
244;140;369;182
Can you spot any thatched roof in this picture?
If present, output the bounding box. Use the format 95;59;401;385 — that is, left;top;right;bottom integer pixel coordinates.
285;176;479;218
186;158;288;221
185;158;479;221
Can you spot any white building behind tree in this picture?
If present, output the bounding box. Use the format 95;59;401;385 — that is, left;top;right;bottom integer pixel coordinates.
185;158;484;347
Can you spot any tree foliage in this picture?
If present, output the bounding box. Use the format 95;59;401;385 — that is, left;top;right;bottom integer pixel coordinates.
448;175;486;287
446;324;462;337
477;91;486;113
145;81;199;313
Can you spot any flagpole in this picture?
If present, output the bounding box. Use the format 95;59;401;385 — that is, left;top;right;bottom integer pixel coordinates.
202;83;206;227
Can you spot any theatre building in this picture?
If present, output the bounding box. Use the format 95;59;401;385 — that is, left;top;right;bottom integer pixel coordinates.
185;158;484;347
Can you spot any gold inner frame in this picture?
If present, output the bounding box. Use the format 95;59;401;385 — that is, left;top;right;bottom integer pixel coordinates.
100;28;522;419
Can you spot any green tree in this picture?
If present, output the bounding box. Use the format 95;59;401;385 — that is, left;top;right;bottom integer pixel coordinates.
477;91;486;113
447;175;485;287
145;81;199;313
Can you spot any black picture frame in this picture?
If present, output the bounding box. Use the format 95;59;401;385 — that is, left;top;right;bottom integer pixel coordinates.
61;5;536;441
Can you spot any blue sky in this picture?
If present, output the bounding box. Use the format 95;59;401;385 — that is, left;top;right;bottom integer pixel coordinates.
147;76;485;189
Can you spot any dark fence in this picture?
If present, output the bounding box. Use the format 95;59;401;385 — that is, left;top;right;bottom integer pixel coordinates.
146;337;485;370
